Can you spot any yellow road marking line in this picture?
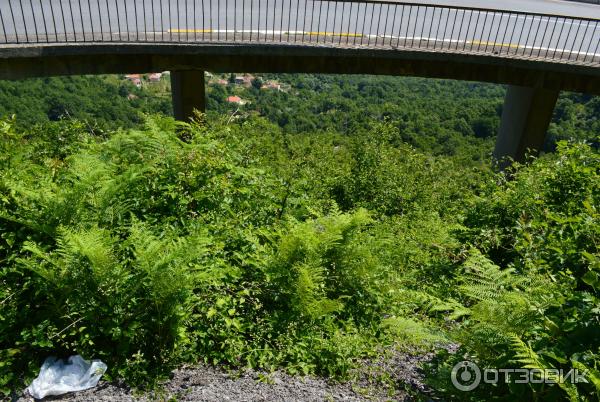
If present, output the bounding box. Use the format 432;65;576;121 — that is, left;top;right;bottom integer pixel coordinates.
304;31;363;37
470;40;521;49
164;30;571;54
168;29;363;37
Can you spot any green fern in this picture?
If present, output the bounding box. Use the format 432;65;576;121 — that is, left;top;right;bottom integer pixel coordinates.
396;289;471;320
572;360;600;397
380;316;445;347
459;248;525;302
268;209;373;320
293;261;344;319
20;226;120;285
511;334;548;370
511;335;580;402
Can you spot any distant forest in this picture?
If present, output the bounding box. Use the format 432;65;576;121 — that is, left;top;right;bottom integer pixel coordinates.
1;73;598;156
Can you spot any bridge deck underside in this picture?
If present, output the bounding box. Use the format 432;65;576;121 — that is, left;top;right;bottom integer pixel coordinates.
1;0;599;68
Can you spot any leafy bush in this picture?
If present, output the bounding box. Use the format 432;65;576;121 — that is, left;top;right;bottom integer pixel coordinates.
1;105;598;402
1;115;465;394
427;142;600;401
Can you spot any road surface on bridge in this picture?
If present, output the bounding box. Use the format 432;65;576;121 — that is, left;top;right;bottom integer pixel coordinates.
0;0;598;65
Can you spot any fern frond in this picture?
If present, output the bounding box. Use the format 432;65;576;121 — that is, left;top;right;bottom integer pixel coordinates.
381;316;445;347
19;226;123;289
397;289;471;319
510;335;581;402
572;360;600;396
127;222;213;302
459;249;525;302
19;241;60;283
293;261;343;319
510;334;546;370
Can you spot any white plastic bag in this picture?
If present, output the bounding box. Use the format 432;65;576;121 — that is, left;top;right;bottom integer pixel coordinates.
26;355;107;399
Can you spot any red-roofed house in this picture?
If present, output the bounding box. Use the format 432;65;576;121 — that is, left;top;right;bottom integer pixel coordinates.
125;74;142;88
148;73;162;82
226;95;246;105
261;81;282;91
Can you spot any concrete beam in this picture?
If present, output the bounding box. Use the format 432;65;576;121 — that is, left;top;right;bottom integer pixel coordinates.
494;85;560;167
0;44;599;95
170;70;205;121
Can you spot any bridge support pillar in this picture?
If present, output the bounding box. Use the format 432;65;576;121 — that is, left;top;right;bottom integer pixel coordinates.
171;70;205;121
494;85;559;168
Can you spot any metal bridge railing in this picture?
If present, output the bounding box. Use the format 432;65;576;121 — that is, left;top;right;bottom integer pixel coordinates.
0;0;599;66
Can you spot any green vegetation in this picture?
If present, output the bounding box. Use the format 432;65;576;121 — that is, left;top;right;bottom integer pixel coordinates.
0;74;599;401
0;75;171;129
209;73;600;155
3;73;598;154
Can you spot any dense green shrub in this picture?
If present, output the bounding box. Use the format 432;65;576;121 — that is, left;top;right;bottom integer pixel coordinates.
425;142;600;401
0;115;468;394
1;99;599;402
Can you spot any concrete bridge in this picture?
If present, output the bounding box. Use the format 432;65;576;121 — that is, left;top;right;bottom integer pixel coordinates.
0;0;599;164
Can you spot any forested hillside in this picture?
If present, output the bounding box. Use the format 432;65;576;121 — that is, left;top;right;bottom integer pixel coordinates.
0;75;172;129
0;74;599;401
1;73;598;155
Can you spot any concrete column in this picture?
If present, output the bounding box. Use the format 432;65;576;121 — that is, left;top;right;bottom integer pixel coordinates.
170;70;205;121
494;85;559;168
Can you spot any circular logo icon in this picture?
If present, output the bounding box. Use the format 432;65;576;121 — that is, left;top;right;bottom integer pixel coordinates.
451;361;481;391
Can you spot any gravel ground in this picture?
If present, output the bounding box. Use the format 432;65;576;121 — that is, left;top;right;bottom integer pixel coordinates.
14;346;453;402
